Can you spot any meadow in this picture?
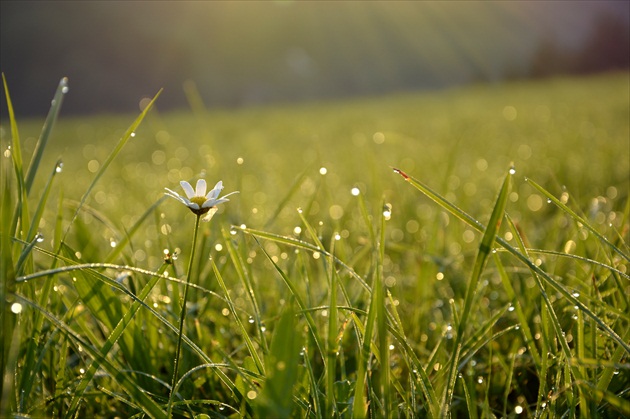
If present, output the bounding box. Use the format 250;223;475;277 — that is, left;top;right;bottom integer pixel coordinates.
1;72;628;418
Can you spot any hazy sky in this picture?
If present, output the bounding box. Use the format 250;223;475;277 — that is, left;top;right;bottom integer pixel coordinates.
1;1;628;116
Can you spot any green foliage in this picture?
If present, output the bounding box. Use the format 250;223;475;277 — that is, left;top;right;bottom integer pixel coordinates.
1;72;628;418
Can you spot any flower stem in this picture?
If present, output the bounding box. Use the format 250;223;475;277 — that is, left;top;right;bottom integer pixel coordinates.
167;214;201;417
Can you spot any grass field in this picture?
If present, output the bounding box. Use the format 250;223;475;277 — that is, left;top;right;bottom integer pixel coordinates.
1;72;629;418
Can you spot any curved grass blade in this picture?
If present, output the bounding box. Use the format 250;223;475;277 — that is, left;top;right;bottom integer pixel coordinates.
221;227;268;354
24;77;68;195
211;260;265;375
526;178;629;263
253;236;326;361
492;249;541;368
238;226;370;291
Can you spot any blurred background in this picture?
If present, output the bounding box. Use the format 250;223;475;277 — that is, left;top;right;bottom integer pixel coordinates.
1;0;628;117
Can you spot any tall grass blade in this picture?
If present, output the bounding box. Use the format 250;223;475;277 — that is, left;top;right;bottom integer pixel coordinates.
256;301;300;418
60;89;162;245
441;167;512;416
393;168;630;354
2;73;30;240
211;260;265;375
24;77;68;195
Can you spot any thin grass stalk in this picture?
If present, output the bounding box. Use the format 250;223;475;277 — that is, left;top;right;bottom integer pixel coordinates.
326;236;338;418
377;203;391;418
167;214;201;418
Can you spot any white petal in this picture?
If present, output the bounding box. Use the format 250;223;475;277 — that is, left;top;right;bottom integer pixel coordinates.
188;202;200;210
165;189;187;204
206;181;224;200
195;179;207;197
180;181;195;199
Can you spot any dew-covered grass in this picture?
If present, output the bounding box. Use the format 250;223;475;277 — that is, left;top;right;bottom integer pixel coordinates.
1;72;629;418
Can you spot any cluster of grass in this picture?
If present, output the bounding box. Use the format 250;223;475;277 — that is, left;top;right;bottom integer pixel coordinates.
1;72;628;418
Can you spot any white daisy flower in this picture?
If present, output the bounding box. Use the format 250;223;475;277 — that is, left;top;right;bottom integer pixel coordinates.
165;179;238;218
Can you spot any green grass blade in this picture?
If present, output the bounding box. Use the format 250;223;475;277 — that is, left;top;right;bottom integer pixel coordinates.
24;77;68;195
2;73;30;240
211;260;265;375
376;203;390;418
239;226;370;291
256;301;300;418
253;236;326;360
492;248;541;368
60;88;162;245
326;237;338;419
441;167;512;416
221;227;268;353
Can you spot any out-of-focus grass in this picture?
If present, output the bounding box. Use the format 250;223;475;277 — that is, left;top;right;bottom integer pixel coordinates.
1;72;628;418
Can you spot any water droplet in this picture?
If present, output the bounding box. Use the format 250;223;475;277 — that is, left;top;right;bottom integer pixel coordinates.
547;198;552;204
61;86;69;94
351;187;360;196
383;203;392;220
230;227;237;235
10;302;22;314
130;132;136;137
508;305;515;312
477;376;483;384
334;233;341;241
55;161;64;173
388;344;395;350
36;233;45;243
248;317;255;324
3;147;11;158
572;292;580;298
509;167;516;175
236;157;244;165
319;167;327;175
240;224;247;229
297;207;303;214
110;238;117;248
